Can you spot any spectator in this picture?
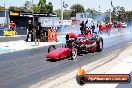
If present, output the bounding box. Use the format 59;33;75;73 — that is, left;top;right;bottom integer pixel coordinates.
85;20;92;34
84;20;88;28
91;23;95;33
35;22;42;46
26;20;34;42
9;21;16;31
106;23;111;36
80;21;85;34
99;23;102;34
117;22;122;34
85;20;92;29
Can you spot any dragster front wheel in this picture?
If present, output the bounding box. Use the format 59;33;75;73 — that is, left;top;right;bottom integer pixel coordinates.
96;37;103;52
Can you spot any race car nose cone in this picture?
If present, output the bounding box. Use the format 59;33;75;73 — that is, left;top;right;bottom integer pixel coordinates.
47;51;60;59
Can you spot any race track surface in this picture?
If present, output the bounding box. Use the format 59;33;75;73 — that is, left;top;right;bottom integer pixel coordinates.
0;34;132;88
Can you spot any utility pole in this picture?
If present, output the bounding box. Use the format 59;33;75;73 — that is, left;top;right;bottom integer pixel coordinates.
4;3;5;10
99;5;100;12
4;3;6;18
61;0;64;32
4;3;7;28
110;9;112;23
61;0;68;32
32;0;34;25
110;0;113;23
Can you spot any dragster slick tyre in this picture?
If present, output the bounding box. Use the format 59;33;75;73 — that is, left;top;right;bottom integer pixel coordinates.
76;75;86;85
48;45;56;53
96;37;103;52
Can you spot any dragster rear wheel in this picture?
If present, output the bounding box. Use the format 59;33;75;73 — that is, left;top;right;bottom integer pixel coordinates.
48;45;56;53
96;37;103;52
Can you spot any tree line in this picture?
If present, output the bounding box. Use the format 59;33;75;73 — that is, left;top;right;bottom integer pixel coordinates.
0;0;132;22
0;0;53;13
105;6;132;22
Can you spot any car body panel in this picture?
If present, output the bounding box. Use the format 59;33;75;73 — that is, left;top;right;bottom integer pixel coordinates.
122;22;127;28
47;32;103;60
78;34;93;37
47;47;70;60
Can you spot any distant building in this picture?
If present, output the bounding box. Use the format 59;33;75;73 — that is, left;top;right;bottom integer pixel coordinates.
76;12;93;23
0;10;9;29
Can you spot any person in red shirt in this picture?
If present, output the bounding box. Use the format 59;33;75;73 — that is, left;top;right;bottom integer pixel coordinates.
117;22;122;34
99;23;102;34
109;23;113;29
106;23;112;36
9;21;16;31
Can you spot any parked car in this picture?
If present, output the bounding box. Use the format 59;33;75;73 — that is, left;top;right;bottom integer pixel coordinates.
3;29;17;36
122;22;127;28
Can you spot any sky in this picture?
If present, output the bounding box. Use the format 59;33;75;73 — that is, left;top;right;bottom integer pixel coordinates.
0;0;132;12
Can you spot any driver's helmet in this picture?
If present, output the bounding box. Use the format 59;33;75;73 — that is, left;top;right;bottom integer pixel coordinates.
66;32;77;48
66;32;77;41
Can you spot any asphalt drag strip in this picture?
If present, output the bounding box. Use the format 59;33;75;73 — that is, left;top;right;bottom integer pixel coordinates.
29;35;132;88
0;34;132;88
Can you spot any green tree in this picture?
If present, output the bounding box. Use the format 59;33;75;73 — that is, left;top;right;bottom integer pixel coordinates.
37;0;53;13
63;10;71;20
54;9;61;17
17;7;25;11
70;4;85;17
54;9;71;20
46;2;53;13
33;4;40;13
112;6;126;21
0;6;5;10
24;0;32;12
104;11;111;22
8;0;53;14
123;11;132;22
8;0;32;12
38;0;47;13
8;6;28;12
126;11;132;20
86;8;98;18
8;6;18;10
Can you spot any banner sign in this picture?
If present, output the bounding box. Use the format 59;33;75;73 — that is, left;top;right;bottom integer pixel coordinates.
9;11;20;16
